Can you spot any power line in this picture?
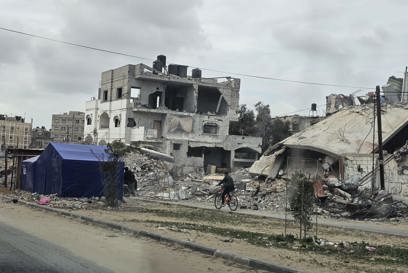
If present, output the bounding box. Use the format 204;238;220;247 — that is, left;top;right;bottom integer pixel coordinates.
278;103;327;116
0;26;374;90
198;68;373;90
0;26;151;61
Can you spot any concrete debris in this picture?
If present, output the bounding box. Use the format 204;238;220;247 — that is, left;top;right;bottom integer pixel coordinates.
365;246;376;252
236;179;287;211
325;176;342;188
10;191;108;210
316;177;408;219
394;141;408;162
6;148;407;221
139;148;175;163
333;188;352;201
340;175;360;192
123;150;179;198
124;150;408;219
123;150;290;210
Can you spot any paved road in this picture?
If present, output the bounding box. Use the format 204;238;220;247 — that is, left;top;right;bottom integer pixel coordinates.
0;221;113;273
0;202;261;273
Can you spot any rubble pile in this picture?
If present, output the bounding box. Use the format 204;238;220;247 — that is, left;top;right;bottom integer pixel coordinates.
8;149;398;219
237;179;287;210
314;176;408;219
123;151;177;197
10;191;106;210
123;151;288;209
394;141;408;162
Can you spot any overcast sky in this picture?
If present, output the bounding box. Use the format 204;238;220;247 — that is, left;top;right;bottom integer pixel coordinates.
1;0;408;128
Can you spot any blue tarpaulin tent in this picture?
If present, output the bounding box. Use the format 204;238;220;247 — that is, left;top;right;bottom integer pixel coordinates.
26;142;123;197
21;155;39;192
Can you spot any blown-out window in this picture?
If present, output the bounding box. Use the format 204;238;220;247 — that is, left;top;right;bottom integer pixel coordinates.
100;112;110;129
203;123;219;134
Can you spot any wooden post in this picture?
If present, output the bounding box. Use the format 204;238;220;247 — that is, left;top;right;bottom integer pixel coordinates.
10;156;15;190
4;150;7;187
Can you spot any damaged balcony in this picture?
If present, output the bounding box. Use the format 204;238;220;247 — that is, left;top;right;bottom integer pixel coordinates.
197;86;228;116
132;82;228;117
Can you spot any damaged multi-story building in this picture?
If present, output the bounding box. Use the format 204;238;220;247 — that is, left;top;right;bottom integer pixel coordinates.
51;111;85;143
250;104;408;198
30;126;52;149
84;55;262;174
271;114;322;134
0;114;32;151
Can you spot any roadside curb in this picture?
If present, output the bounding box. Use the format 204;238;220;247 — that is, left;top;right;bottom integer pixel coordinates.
6;198;305;273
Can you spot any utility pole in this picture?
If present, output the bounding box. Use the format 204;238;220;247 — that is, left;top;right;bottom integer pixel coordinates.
371;94;376;193
375;86;385;190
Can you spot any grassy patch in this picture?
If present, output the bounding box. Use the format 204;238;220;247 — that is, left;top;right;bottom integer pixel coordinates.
146;220;408;266
127;202;385;238
130;205;271;226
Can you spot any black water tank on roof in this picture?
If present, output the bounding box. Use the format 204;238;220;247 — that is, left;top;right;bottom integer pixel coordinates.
177;65;188;77
311;103;317;111
192;68;202;78
157;55;166;67
168;64;178;76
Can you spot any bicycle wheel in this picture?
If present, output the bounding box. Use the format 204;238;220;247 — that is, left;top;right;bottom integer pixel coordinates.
228;195;239;211
214;194;223;209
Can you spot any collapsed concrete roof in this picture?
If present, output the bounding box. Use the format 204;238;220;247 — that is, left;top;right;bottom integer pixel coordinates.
279;104;408;157
250;104;408;177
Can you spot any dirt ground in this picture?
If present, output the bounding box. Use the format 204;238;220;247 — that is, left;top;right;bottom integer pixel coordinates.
62;198;408;273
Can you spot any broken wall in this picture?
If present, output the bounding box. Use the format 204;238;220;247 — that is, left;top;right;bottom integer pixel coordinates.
165;84;196;112
100;65;134;101
196;79;240;120
344;154;375;180
130;112;165;139
203;147;231;170
285;149;337;178
166;115;194;134
165;114;230;143
384;157;408;197
344;153;408;197
134;80;166;108
170;140;204;176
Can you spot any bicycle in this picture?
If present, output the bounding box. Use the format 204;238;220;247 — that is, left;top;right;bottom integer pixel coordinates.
214;188;239;211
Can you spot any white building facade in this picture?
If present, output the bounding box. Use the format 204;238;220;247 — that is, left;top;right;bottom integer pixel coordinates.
85;56;262;173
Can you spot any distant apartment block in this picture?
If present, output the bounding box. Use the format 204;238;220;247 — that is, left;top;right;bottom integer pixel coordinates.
51;111;85;143
31;126;52;148
272;115;322;134
0;115;32;150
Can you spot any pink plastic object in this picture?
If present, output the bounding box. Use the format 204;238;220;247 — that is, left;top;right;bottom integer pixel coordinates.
38;196;51;205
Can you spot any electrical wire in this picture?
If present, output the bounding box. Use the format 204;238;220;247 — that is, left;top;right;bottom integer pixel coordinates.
0;26;151;61
278;103;327;116
0;26;374;90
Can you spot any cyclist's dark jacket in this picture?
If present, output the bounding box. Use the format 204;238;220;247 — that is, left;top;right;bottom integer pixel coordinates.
218;175;235;192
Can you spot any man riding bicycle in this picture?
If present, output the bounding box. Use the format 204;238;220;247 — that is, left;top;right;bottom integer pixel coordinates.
218;171;235;204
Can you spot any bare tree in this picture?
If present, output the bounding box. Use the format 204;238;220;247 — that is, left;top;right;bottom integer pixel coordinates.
94;141;129;207
289;172;315;239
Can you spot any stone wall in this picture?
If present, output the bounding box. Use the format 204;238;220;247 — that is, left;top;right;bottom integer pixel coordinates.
344;153;408;197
